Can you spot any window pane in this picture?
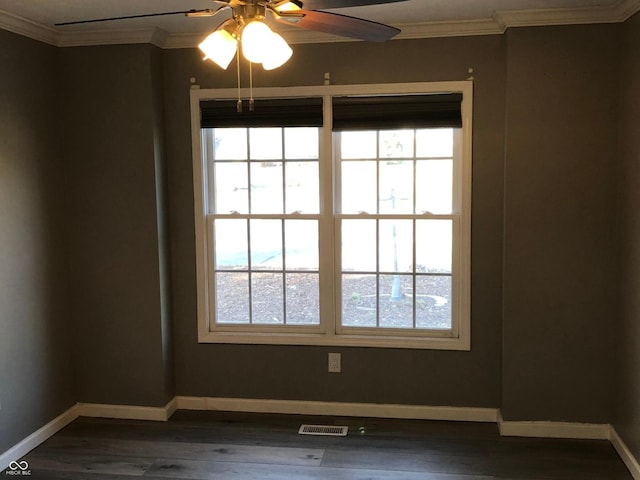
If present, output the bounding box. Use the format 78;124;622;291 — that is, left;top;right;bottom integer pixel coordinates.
416;220;452;273
285;161;319;213
379;129;414;159
251;273;284;324
379;161;414;214
341;161;376;213
341;131;377;159
214;128;247;160
342;220;376;272
213;162;248;214
415;275;451;329
214;219;248;270
215;272;250;324
378;274;413;329
285;220;318;270
342;274;377;327
250;162;283;214
249;128;282;160
250;219;282;270
285;127;319;159
379;220;413;273
416;160;452;214
286;273;319;325
416;128;453;158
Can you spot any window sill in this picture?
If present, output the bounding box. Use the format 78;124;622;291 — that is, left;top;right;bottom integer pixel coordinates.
198;330;470;351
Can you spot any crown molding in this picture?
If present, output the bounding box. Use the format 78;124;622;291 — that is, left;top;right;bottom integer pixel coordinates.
163;32;205;49
56;26;169;48
494;0;639;29
1;0;640;48
615;0;640;18
0;8;58;46
395;18;504;40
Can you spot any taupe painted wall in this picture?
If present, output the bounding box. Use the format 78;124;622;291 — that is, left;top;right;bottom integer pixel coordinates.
58;44;174;407
0;30;76;452
616;11;640;461
502;25;620;422
163;36;505;407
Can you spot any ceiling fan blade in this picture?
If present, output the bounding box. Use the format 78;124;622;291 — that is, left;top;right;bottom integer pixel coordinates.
278;10;400;42
54;8;220;27
301;0;408;9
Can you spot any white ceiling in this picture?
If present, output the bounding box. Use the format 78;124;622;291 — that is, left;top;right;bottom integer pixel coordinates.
0;0;638;47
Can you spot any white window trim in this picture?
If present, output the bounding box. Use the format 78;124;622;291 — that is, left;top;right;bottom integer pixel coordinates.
191;81;472;350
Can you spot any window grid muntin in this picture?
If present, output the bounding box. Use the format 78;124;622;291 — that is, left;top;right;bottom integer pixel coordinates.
338;217;454;333
211;216;321;328
339;130;455;215
337;128;455;333
209;128;320;216
209;126;321;329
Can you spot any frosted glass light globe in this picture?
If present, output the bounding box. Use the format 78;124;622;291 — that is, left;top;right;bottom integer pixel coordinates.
242;21;273;64
198;29;237;70
262;32;293;70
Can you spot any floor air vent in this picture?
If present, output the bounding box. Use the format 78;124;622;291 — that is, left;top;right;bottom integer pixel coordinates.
298;424;349;436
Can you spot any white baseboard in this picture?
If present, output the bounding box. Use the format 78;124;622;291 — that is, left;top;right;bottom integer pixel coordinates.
498;419;610;440
0;404;80;471
78;398;176;422
175;396;499;423
610;426;640;480
165;396;178;418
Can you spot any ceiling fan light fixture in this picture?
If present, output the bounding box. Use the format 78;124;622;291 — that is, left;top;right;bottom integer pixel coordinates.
262;31;293;70
199;29;238;70
241;20;276;64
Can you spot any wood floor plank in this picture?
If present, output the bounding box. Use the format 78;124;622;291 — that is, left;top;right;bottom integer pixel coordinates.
22;471;174;480
37;436;324;466
146;458;496;480
22;452;153;477
320;447;493;476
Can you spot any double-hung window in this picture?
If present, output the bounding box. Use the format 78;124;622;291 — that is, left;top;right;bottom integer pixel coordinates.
192;82;472;350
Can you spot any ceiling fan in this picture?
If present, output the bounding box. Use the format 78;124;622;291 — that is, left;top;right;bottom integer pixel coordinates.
56;0;407;111
55;0;407;70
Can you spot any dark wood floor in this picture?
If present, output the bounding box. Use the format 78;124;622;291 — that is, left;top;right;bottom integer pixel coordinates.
22;410;632;479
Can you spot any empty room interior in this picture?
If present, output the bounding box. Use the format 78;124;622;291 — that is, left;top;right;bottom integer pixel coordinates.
1;0;640;478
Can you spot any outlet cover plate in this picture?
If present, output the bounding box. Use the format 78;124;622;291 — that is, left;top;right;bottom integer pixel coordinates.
328;352;341;373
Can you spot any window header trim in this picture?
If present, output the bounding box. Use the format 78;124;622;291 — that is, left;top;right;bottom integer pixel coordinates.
191;80;472;109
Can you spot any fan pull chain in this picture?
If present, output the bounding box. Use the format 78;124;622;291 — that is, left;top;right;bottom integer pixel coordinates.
236;52;242;113
249;61;255;112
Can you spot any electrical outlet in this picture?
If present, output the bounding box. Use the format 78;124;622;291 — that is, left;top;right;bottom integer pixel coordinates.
328;352;341;373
